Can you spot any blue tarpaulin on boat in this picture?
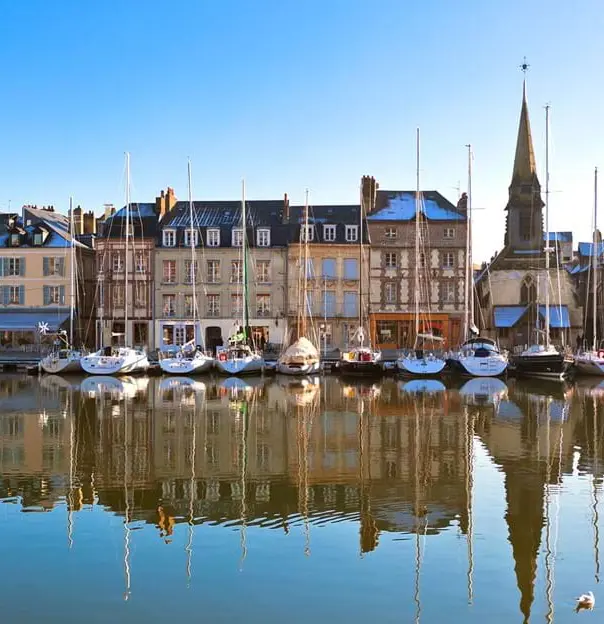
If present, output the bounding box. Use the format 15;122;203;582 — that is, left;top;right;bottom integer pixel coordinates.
493;306;527;328
538;305;570;328
0;311;69;331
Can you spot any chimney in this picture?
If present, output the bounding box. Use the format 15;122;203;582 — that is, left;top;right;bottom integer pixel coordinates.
156;187;177;220
83;210;97;235
361;175;378;213
283;193;290;223
103;203;115;220
456;192;468;212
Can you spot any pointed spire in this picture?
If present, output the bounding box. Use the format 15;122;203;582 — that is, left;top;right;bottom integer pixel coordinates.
511;79;539;187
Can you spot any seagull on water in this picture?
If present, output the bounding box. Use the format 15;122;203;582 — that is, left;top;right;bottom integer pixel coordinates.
575;591;595;612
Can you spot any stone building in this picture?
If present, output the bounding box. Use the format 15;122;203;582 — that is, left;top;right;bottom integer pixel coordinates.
474;82;582;349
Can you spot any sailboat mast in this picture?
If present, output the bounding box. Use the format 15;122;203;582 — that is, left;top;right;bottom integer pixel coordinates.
544;105;551;349
466;144;474;339
358;182;364;344
125;152;131;346
593;167;598;352
414;128;420;338
69;196;75;346
188;159;198;343
241;179;249;339
301;189;310;337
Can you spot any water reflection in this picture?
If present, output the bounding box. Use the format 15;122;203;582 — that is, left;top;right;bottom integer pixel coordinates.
1;374;604;621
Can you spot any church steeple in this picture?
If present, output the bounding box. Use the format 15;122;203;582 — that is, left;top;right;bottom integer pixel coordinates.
511;81;540;189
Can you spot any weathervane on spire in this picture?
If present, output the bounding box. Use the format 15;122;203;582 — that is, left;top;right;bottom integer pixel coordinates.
519;56;530;75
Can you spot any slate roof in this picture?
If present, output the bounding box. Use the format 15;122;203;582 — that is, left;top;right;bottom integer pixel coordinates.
101;203;158;239
367;190;465;222
286;204;370;244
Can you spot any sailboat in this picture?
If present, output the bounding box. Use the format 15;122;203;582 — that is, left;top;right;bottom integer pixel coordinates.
277;190;320;375
82;154;150;376
574;168;604;376
160;160;214;375
511;107;571;379
338;183;382;376
397;129;446;377
40;197;84;374
448;145;508;377
215;180;265;375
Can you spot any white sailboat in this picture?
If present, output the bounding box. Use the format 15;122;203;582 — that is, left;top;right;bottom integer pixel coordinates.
449;144;508;377
277;189;320;375
40;197;83;374
81;153;150;376
160;160;214;375
397;129;446;376
215;180;265;376
574;168;604;376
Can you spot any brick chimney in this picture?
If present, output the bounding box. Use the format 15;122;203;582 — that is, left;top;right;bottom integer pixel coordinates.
283;192;290;223
155;187;178;220
83;210;97;235
361;175;378;213
456;192;468;212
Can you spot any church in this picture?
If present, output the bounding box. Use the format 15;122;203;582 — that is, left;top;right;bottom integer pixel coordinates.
474;81;582;351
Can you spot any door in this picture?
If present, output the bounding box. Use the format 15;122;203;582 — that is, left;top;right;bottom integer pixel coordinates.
205;326;223;354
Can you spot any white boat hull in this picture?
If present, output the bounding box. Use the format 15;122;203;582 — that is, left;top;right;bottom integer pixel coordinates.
396;356;446;376
40;352;82;374
215;355;264;376
275;360;321;376
159;354;214;375
81;349;150;376
453;354;508;377
574;353;604;376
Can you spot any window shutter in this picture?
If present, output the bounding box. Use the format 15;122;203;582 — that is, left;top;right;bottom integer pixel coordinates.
1;286;7;306
43;286;50;306
0;258;4;277
60;286;66;305
20;257;25;276
43;257;49;276
19;285;24;305
58;257;65;276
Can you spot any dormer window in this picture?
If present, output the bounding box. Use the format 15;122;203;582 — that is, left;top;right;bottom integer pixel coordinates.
34;233;43;246
207;229;220;247
323;225;336;242
345;225;358;242
10;234;20;246
385;227;397;239
232;229;243;247
163;229;176;247
183;229;198;248
257;228;270;247
301;225;314;243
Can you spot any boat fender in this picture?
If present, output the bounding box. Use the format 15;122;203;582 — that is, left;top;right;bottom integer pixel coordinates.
599;350;604;359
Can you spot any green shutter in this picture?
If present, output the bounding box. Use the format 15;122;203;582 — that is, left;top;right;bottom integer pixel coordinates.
43;257;49;276
59;285;65;305
58;257;65;276
19;285;24;305
43;286;50;306
19;257;25;276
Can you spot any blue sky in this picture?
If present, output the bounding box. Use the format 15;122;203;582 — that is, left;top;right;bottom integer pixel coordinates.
1;0;602;262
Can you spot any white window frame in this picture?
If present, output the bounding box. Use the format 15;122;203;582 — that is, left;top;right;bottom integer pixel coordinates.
184;294;195;317
256;228;270;247
231;260;242;283
301;225;314;242
442;252;455;269
112;253;123;273
207;259;220;283
323;225;336;242
183;229;199;248
385;282;397;304
163;229;176;247
232;294;243;316
345;225;358;242
444;227;455;239
257;260;270;283
134;282;147;307
135;252;146;274
163;260;176;284
442;281;456;302
8;285;20;304
113;284;124;308
257;294;271;317
385;252;397;269
207;229;220;247
184;259;198;284
207;294;220;317
163;294;176;317
232;228;243;247
385;227;397;240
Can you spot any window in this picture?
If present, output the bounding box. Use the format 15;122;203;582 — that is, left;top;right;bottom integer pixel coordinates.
183;229;198;248
184;260;198;284
43;257;64;277
442;281;456;302
419;252;426;268
135;252;146;273
231;260;242;283
442;252;454;268
322;258;336;279
343;292;358;317
112;253;124;273
113;284;124;307
305;258;315;279
385;282;397;304
174;326;186;345
163;260;176;283
322;290;336;316
444;228;455;239
207;229;220;247
184;294;195;317
232;229;243;247
232;294;243;316
304;290;314;314
7;285;23;305
343;258;359;279
5;257;23;277
345;225;358;242
385;227;397;240
163;230;176;247
33;233;43;246
520;275;536;304
257;443;270;471
10;234;20;246
385;252;397;269
257;260;270;283
163;294;176;317
135;282;147;307
301;225;314;242
257;294;271;317
323;225;336;242
257;228;270;247
519;212;532;241
377;320;397;344
207;294;220;317
43;285;65;305
207;259;220;283
319;322;333;345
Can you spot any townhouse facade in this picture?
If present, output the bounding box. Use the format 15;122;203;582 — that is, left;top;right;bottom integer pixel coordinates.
0;205;95;351
364;176;467;350
155;197;289;352
285;202;370;351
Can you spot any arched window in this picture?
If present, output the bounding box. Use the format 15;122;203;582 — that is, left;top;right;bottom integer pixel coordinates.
520;274;536;304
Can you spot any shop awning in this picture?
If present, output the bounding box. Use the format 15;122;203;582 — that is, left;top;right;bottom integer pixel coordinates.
538;305;570;328
493;306;528;328
0;312;69;332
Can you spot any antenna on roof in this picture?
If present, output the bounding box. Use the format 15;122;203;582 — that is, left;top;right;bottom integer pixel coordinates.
519;56;530;74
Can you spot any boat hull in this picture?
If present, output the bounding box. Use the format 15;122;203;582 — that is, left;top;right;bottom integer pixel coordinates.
511;352;570;379
159;355;214;375
448;355;508;377
81;351;150;376
573;353;604;376
396;356;446;377
338;360;383;377
40;353;82;374
275;360;321;376
215;356;265;376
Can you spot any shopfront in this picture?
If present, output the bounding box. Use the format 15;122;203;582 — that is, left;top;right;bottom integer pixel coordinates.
370;313;462;350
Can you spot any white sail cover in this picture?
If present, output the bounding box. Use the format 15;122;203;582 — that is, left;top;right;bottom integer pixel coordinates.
280;337;319;362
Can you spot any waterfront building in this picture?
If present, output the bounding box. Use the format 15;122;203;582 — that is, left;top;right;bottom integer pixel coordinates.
364;175;467;350
285;201;369;352
155;196;288;352
0;205;95;351
474;82;582;349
